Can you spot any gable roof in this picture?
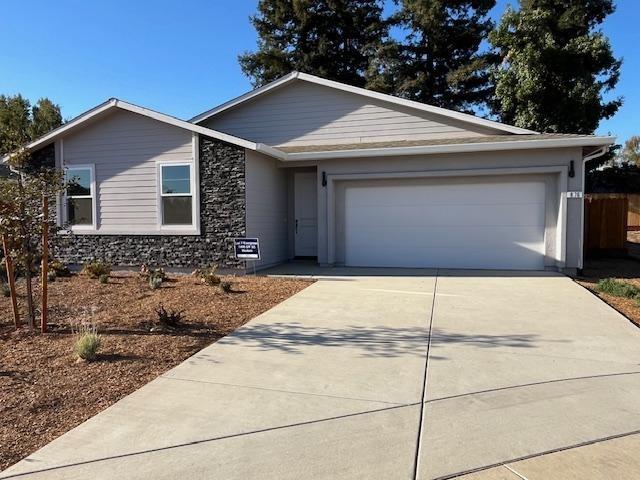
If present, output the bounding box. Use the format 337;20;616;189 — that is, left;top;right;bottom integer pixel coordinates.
190;71;537;135
2;98;262;163
1;88;614;167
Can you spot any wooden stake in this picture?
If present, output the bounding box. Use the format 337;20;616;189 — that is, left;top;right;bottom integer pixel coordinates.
2;234;20;328
41;195;49;333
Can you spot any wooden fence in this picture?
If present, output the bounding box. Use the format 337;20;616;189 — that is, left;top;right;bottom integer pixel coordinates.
587;193;640;230
630;194;640;230
584;196;629;252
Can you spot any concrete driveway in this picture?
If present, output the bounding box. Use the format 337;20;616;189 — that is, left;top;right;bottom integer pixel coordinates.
3;269;640;479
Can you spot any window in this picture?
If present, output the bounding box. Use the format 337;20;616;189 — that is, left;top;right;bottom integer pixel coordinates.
160;164;193;226
66;166;94;227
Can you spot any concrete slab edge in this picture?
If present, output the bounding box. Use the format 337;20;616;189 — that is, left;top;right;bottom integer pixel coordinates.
435;427;640;480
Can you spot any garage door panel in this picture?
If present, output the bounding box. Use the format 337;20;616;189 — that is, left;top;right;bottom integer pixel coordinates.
344;180;546;270
348;203;545;228
350;225;545;249
346;182;544;207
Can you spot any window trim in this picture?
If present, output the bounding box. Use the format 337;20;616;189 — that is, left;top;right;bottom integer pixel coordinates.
65;164;97;231
156;160;199;232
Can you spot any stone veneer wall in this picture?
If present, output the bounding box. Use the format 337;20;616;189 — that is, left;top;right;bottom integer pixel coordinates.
54;136;246;269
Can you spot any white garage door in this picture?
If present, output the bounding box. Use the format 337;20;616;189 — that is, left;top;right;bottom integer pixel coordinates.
344;180;546;270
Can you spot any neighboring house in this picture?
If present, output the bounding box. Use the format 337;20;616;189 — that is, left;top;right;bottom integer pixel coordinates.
2;72;613;273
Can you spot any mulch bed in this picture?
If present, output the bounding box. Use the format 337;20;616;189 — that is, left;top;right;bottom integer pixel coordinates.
575;246;640;329
0;272;312;471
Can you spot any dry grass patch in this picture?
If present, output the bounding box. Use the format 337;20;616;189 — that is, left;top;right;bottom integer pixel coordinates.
0;272;312;470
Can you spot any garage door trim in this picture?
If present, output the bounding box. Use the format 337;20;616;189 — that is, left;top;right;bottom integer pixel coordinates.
324;166;568;268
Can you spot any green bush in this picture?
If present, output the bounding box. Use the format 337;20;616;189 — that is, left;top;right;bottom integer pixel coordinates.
195;265;220;286
99;274;109;284
49;260;71;277
149;275;163;290
47;271;57;282
73;323;101;361
1;283;10;298
82;260;111;279
597;278;640;299
220;280;232;293
141;265;167;290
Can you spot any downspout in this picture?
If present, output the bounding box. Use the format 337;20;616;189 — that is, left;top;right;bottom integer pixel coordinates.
579;146;609;270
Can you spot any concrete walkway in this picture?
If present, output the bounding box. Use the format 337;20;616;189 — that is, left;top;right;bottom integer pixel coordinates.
2;269;640;479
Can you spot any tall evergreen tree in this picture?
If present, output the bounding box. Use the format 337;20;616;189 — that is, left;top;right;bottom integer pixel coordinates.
30;98;63;139
0;95;62;155
490;0;621;133
366;0;497;113
239;0;387;87
0;95;31;154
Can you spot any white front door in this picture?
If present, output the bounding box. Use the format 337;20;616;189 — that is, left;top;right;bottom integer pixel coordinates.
294;172;318;257
344;179;546;270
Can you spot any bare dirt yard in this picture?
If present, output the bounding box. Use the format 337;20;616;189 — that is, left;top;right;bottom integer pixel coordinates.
0;272;311;470
576;232;640;328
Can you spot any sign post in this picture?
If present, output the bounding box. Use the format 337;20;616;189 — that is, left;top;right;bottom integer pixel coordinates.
233;238;261;274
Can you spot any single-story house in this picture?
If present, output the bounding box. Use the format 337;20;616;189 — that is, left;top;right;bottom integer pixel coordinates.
3;72;613;273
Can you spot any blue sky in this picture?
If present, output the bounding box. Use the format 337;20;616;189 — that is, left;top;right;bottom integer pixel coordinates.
0;0;636;144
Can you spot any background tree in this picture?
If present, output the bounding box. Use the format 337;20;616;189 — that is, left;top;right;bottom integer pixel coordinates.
0;95;31;154
366;0;496;113
239;0;387;87
490;0;621;133
0;95;62;154
30;98;63;139
618;136;640;166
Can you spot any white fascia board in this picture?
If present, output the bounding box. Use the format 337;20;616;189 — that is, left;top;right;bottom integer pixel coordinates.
190;71;536;135
281;136;616;162
1;99;260;163
256;143;288;160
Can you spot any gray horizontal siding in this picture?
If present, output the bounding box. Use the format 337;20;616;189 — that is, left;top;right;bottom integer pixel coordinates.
63;109;193;232
202;81;501;147
245;151;288;269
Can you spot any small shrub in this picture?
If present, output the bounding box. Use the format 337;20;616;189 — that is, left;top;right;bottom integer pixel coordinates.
149;275;163;290
220;280;232;293
47;271;57;282
154;304;184;330
141;265;167;290
1;283;10;298
49;260;71;277
195;265;220;286
140;265;167;281
72;323;101;361
82;260;111;279
99;274;109;284
597;278;640;299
